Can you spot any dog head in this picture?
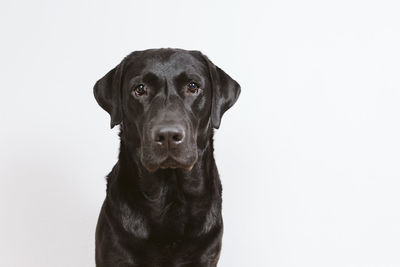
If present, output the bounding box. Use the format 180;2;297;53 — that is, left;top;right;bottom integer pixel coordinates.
94;49;240;172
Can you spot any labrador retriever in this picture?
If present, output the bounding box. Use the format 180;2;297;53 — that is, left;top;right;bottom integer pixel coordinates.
94;48;240;267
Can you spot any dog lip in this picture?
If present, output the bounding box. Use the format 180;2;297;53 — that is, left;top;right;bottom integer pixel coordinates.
158;156;196;171
159;157;181;169
140;149;198;172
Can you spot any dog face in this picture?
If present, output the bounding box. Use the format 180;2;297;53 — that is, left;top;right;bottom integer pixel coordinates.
94;49;240;172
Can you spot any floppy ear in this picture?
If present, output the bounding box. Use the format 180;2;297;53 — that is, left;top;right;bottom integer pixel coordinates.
93;61;125;129
205;57;241;129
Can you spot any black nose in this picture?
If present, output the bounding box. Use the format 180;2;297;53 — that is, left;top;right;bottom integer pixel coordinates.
152;125;185;148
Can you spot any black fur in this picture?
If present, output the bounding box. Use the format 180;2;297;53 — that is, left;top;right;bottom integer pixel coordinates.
94;48;240;266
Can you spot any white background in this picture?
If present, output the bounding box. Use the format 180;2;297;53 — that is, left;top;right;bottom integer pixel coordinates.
1;0;400;266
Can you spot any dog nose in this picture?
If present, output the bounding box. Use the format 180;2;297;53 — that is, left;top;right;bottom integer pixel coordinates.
152;126;185;148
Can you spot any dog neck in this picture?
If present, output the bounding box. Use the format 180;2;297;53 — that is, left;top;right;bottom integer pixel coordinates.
102;129;222;240
105;132;221;208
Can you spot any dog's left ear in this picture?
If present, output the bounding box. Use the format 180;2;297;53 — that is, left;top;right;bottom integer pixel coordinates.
204;56;241;129
93;61;125;129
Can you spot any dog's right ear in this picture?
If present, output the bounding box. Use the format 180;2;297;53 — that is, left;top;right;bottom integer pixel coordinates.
93;61;125;129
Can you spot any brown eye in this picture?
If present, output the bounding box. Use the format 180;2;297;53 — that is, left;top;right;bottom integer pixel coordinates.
134;84;147;96
186;82;200;94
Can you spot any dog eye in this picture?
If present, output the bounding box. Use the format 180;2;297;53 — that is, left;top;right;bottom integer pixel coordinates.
186;82;200;94
133;84;147;96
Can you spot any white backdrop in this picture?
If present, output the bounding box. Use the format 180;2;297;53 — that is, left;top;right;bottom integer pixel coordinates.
1;0;400;266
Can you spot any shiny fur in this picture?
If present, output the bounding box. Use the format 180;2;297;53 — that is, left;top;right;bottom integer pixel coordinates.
94;48;240;266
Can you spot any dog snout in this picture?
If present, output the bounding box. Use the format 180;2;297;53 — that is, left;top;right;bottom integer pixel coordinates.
152;125;185;148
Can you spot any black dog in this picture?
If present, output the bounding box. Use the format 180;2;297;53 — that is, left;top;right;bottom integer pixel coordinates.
94;48;240;267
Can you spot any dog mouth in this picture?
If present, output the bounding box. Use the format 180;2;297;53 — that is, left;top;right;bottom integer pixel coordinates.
160;157;184;169
141;152;198;173
159;155;197;172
